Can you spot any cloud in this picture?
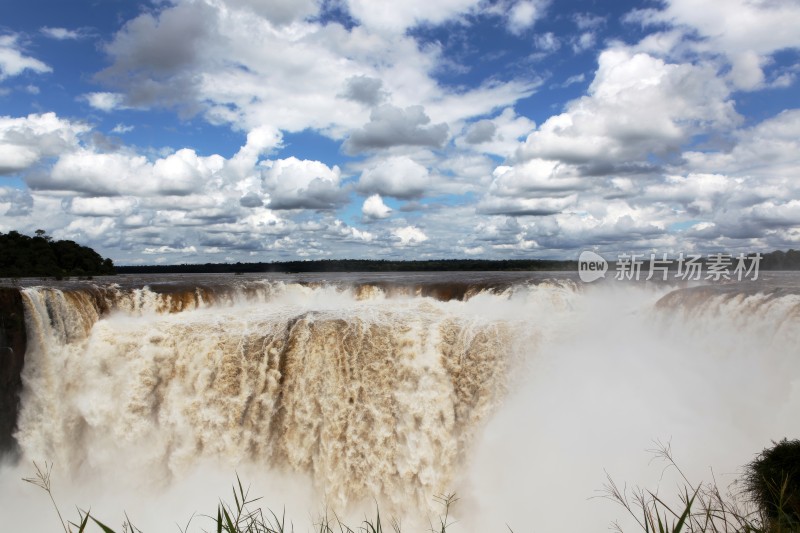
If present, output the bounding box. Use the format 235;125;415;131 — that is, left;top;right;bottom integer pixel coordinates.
560;73;585;87
728;50;765;91
573;13;605;30
328;219;375;242
516;48;739;168
67;196;138;217
96;1;215;112
627;0;800;90
683;109;800;180
93;0;532;139
35;148;225;196
105;2;212;74
507;0;548;35
464;68;799;250
362;193;392;219
748;200;800;229
457;107;535;157
635;0;800;56
345;0;481;34
643;173;738;216
223;0;320;25
340;75;386;106
487;159;585;197
61;215;117;240
0;34;51;80
477;194;577;216
143;245;198;254
770;71;797;89
580;109;800;247
83;92;127;112
0;187;33;216
464;120;496;144
650;109;800;242
40;27;86;40
535;32;560;52
111;123;134;134
568;12;605;55
0;114;367;262
5;1;800;261
261;157;345;210
239;192;264;208
0;113;88;175
344;104;449;154
471;199;674;253
357;156;431;199
392;225;428;245
228;126;283;177
571;32;596;53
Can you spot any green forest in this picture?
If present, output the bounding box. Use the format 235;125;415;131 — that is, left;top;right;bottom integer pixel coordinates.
0;230;115;278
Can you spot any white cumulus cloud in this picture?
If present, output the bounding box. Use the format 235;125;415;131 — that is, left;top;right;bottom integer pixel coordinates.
83;92;127;112
362;194;392;220
392;225;428;246
261;157;344;210
0;113;88;175
517;47;739;167
357;156;431;199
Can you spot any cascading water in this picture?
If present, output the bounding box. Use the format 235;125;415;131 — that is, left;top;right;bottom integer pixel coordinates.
7;277;570;521
1;273;799;532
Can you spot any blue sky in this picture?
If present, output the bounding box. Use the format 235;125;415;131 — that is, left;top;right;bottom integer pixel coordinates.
1;0;799;264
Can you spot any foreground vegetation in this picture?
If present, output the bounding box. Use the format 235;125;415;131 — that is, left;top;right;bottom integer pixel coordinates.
603;440;800;533
22;440;800;532
24;463;458;533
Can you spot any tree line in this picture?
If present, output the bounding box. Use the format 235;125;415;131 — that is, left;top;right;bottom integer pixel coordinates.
113;251;800;274
115;258;575;274
758;249;800;270
3;228;800;277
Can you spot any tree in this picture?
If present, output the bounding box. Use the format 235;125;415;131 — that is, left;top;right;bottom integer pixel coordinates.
0;231;115;278
34;229;52;242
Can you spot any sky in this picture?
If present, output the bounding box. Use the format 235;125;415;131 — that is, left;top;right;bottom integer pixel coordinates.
0;0;799;264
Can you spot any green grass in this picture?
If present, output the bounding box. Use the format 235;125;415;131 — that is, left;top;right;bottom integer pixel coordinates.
23;461;140;533
602;440;800;533
23;439;800;532
743;439;800;531
22;462;459;533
